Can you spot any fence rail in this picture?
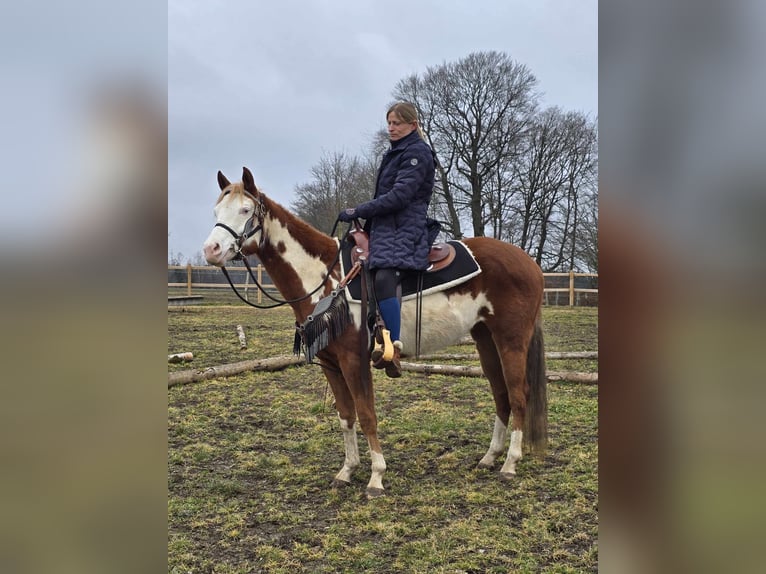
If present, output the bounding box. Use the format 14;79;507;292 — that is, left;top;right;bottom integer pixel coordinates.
168;264;598;306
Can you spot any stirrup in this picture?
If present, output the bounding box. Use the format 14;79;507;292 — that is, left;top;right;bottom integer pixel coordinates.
371;328;394;365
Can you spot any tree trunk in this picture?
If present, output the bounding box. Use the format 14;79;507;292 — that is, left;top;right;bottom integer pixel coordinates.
168;355;304;387
437;164;463;239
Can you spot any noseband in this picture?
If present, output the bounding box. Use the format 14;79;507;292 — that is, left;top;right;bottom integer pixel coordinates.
213;193;266;259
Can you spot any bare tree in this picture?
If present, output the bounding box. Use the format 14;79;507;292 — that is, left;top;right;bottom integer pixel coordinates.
168;250;183;266
503;108;598;271
558;113;598;271
576;185;599;272
190;251;207;266
291;151;376;236
393;51;539;238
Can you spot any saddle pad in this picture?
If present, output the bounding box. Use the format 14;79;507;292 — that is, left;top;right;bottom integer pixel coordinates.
340;240;482;303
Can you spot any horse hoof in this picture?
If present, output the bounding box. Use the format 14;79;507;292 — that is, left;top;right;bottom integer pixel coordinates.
366;487;385;499
331;479;351;489
476;461;494;470
499;471;516;482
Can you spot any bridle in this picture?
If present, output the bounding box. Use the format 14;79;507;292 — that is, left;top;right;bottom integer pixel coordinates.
213;189;267;256
211;192;346;309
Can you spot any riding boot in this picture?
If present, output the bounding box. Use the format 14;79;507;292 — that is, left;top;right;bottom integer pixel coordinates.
385;341;403;378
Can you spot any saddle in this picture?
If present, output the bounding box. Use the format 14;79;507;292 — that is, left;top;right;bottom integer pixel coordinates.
348;228;455;272
342;228;481;304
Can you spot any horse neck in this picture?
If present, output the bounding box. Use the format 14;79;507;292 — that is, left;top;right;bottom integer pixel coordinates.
253;195;340;312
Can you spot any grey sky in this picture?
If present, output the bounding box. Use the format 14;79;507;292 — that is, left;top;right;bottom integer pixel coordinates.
168;0;597;261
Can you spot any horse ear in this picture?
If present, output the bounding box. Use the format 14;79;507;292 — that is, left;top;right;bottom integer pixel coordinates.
242;167;257;194
217;171;231;191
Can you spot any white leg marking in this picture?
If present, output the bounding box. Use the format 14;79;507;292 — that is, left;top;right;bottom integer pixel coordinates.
500;429;523;475
479;416;508;467
334;416;360;483
367;450;387;492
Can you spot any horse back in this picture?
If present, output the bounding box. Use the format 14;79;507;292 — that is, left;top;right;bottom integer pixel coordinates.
462;237;544;310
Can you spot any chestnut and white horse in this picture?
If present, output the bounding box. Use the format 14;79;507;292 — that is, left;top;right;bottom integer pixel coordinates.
203;167;548;498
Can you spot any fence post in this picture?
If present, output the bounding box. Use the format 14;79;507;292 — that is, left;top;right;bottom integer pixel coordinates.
186;263;192;296
569;269;575;307
244;265;250;301
257;265;263;304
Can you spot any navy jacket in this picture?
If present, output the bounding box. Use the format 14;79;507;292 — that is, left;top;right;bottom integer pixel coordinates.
354;130;435;270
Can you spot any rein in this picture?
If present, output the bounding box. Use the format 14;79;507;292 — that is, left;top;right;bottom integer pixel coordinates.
215;215;355;310
221;250;343;309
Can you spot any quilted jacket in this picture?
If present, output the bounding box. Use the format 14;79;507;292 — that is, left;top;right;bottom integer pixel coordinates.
354;130;435;270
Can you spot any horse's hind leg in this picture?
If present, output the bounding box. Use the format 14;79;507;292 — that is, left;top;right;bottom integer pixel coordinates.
472;323;510;470
472;322;529;479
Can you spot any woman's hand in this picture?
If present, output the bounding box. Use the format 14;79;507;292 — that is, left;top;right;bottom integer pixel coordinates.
338;208;357;222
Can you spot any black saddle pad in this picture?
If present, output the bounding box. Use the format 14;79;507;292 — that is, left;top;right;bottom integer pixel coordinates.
340;240;482;303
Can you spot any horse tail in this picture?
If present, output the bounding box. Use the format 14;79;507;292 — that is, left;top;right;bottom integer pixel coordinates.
524;311;548;455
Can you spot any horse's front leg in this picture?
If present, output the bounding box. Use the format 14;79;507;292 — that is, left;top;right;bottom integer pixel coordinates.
333;414;360;487
332;346;386;498
331;407;387;498
363;435;387;498
321;365;360;487
337;352;387;498
354;379;386;498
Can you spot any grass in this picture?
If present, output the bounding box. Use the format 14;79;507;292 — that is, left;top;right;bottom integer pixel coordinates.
168;300;598;573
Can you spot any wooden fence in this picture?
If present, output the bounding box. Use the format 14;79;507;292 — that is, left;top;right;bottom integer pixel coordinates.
168;264;598;307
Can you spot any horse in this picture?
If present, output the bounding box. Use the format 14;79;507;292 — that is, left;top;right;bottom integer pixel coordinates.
202;167;548;498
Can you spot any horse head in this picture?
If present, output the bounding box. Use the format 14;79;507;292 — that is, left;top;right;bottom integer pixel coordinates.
203;167;265;266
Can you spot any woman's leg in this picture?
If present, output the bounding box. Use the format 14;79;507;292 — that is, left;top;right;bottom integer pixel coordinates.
373;268;401;342
371;268;403;377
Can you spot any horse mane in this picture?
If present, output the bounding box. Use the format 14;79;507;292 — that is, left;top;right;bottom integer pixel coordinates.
262;194;338;260
225;181;338;262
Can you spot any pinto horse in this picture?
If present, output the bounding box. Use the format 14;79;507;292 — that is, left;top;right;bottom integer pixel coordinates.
203;167;548;498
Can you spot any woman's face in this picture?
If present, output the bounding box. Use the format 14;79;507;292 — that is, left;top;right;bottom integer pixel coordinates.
387;113;417;141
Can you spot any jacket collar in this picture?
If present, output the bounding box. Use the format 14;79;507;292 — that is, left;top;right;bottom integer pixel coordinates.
389;129;421;150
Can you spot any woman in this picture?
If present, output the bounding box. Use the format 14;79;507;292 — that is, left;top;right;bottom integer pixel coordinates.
339;102;436;377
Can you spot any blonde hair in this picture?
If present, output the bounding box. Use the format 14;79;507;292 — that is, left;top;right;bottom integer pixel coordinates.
387;101;427;141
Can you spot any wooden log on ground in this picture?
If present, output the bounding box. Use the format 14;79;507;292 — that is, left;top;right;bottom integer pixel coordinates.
168;355;304;387
547;351;598;360
168;352;194;363
168;355;597;388
236;325;247;350
168;295;204;306
398;361;598;384
413;351;598;361
546;371;598;383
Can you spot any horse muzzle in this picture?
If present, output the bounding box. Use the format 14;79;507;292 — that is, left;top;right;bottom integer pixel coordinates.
203;227;239;266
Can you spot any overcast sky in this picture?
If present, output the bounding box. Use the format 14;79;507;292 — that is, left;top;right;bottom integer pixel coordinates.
168;0;597;261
